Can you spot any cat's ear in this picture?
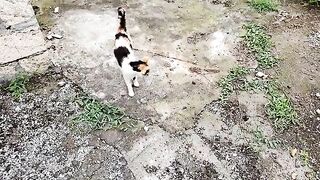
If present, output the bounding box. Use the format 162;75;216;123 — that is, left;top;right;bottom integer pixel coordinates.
142;56;149;65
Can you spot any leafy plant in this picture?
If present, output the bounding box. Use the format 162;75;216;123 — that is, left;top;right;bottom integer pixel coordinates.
244;23;278;69
72;97;125;130
248;0;278;12
266;82;297;131
308;0;319;5
300;149;310;166
6;73;29;99
218;66;250;101
252;128;282;152
240;79;265;92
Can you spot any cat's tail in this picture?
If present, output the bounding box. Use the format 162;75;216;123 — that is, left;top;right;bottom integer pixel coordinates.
117;7;126;32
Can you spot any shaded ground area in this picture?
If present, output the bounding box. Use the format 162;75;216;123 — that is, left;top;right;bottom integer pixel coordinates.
1;0;319;179
0;68;134;179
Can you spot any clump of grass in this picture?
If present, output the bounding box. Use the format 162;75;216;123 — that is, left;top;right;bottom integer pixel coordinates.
244;23;278;69
240;79;266;92
300;149;310;166
252;128;282;152
6;73;29;99
266;82;297;131
248;0;278;12
72;97;125;130
218;66;249;101
308;0;319;5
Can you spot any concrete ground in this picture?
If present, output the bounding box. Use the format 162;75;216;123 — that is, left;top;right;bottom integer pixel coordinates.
1;0;319;179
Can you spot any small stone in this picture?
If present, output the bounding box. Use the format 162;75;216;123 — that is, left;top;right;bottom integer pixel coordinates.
120;90;126;96
54;7;59;13
46;34;53;40
316;109;320;115
52;34;63;39
256;72;266;78
144;126;149;132
316;93;320;98
192;81;196;85
57;81;66;87
291;172;297;179
290;148;297;157
15;106;21;112
140;98;148;104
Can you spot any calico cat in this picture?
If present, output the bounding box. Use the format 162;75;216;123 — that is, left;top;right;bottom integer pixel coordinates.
114;7;150;97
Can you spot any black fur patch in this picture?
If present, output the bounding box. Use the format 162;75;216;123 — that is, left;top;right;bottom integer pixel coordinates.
114;46;130;67
118;7;125;17
129;61;147;72
115;33;129;40
115;33;132;48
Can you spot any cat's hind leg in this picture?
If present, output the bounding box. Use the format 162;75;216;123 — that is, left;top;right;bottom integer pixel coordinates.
133;76;139;87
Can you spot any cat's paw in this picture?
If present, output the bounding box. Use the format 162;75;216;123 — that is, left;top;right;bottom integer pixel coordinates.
128;91;135;97
133;81;139;87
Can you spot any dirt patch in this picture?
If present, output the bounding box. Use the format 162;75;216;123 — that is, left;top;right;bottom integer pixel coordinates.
145;153;220;180
0;67;134;179
268;2;320;174
205;100;248;127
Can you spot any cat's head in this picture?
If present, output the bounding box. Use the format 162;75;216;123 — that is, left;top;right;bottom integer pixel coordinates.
129;57;150;76
139;57;150;76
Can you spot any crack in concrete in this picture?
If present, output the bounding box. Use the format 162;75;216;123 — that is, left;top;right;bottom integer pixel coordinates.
0;46;52;67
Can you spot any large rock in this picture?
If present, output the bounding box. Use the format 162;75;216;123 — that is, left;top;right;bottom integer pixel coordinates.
0;0;46;64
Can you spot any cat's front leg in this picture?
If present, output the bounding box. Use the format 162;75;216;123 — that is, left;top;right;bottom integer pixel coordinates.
133;76;139;87
123;74;134;97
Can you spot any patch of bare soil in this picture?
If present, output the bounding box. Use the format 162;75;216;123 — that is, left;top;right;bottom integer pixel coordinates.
269;2;320;175
144;153;220;180
0;67;134;179
203;100;262;179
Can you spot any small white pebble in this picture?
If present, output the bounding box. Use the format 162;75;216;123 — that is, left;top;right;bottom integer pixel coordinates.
54;7;59;13
57;81;66;87
52;34;63;39
46;34;53;40
316;109;320;115
291;172;297;179
256;72;266;78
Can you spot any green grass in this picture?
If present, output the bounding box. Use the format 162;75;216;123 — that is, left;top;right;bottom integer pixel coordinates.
252;128;282;152
309;0;319;5
300;149;310;166
6;73;29;99
217;66;250;101
72;97;125;130
240;79;265;92
266;82;297;131
244;23;278;69
248;0;278;12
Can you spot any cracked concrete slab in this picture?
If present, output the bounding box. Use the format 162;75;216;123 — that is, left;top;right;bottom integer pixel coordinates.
51;1;243;134
1;0;317;179
0;0;46;64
